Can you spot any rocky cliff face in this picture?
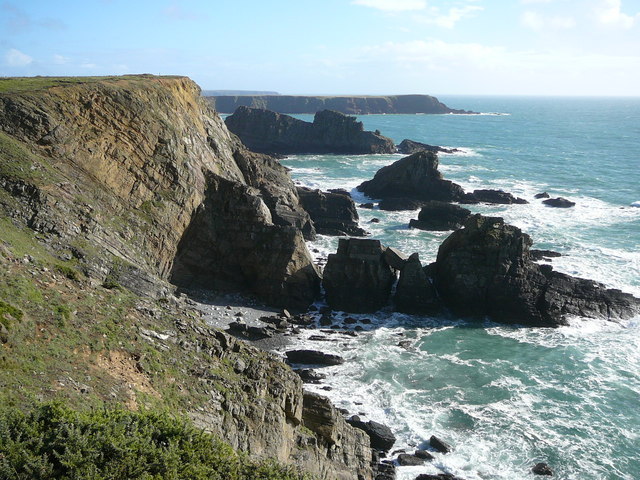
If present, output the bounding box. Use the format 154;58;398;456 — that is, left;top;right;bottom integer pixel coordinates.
225;106;396;154
208;94;476;115
0;75;375;478
0;75;318;308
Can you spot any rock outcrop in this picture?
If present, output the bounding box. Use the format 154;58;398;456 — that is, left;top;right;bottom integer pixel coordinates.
208;94;476;115
543;197;575;208
323;238;395;313
394;253;440;314
357;151;466;203
225;106;395;154
296;187;367;236
0;75;319;310
409;201;472;231
398;138;460;155
461;189;528;205
434;214;640;326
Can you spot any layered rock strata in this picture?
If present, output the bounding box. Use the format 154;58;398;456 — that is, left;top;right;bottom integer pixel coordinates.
225;106;395;154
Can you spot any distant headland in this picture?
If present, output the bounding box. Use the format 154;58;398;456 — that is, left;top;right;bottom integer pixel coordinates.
204;93;477;115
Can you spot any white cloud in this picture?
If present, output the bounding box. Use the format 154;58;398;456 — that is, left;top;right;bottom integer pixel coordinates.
52;54;69;65
521;0;553;4
5;48;33;66
419;5;484;28
351;0;426;12
594;0;638;29
521;10;576;30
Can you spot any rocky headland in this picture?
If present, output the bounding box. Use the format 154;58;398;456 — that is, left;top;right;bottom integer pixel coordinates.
225;106;396;154
207;94;477;115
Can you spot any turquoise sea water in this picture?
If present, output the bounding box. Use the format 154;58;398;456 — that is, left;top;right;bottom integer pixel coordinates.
278;97;640;480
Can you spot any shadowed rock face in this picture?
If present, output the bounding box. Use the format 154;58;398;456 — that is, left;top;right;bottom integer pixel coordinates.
225;106;395;154
409;201;472;231
296;187;367;237
434;214;640;326
357;151;466;203
397;138;460;155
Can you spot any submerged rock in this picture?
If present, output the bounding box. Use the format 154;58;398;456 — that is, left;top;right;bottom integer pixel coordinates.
543;197;575;208
323;238;395;313
461;189;528;205
397;138;460;155
429;435;452;453
532;462;554;476
409;201;471;231
434;214;640;326
225;106;395;154
296;187;367;236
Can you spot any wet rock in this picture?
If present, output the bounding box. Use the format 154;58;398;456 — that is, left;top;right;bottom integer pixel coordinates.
397;138;460;155
535;192;550;199
543;197;575;208
530;249;562;261
357;151;466;204
374;461;396;480
396;453;425;466
394;253;440;315
347;416;396;452
379;197;426;211
370;217;380;223
461;189;528;205
360;202;375;209
532;462;554;476
414;449;435;460
429;435;452;453
323;238;394;313
384;247;408;271
297;187;368;236
409;201;471;231
414;474;466;480
285;349;345;366
225;106;396;154
434;214;640;326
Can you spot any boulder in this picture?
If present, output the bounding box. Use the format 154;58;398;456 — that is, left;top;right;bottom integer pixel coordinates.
409;201;471;231
461;189;528;205
532;462;554;476
357;151;466;203
225;106;395;154
543;197;575;208
534;192;550;199
434;214;640;326
296;187;367;236
286;349;345;366
398;138;460;155
394;253;441;315
429;435;452;453
294;368;327;384
530;249;562;261
396;454;425;466
414;449;435;461
384;247;408;271
346;416;396;452
415;474;466;480
374;462;396;480
323;238;395;313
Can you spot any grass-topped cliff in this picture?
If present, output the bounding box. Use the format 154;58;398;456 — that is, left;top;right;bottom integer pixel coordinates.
0;75;372;479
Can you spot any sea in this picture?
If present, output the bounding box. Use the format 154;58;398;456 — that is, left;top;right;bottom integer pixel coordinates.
276;96;640;480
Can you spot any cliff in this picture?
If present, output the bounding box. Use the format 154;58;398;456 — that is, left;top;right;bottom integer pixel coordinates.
0;75;374;479
225;106;395;154
207;94;476;115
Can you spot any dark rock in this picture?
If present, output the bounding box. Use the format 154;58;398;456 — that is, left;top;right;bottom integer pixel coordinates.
461;189;528;205
532;462;554;476
370;218;380;223
357;151;466;203
434;214;640;326
347;416;396;452
414;474;466;480
530;249;562;261
429;435;452;453
319;314;334;326
225;106;395;154
396;454;425;466
409;201;471;231
374;461;396;480
397;139;460;155
379;197;426;211
394;253;441;315
384;247;408;271
543;197;575;208
534;192;550;199
323;238;395;313
414;449;435;460
297;187;367;236
360;202;375;209
209;94;476;115
286;349;345;366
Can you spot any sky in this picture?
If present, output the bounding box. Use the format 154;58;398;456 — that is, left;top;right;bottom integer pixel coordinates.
1;0;639;96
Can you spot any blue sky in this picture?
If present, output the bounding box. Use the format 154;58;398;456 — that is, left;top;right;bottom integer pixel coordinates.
1;0;639;96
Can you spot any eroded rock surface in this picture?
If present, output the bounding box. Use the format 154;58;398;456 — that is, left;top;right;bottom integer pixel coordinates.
297;187;367;236
409;201;471;231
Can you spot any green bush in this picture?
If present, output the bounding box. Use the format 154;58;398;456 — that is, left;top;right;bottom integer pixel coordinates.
0;300;23;330
0;403;310;480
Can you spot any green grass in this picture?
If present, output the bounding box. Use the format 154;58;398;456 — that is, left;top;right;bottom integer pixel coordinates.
0;131;59;184
0;402;310;480
0;75;188;94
